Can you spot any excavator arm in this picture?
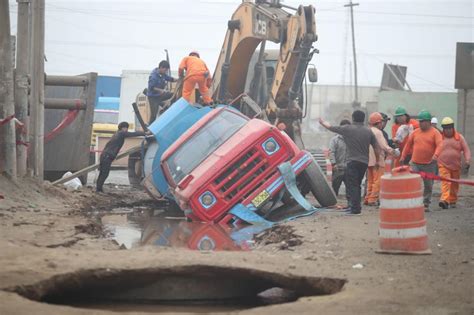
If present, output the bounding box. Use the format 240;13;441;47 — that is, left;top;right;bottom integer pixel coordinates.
211;0;317;146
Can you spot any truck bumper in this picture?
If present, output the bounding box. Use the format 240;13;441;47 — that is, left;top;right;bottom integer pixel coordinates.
220;151;313;225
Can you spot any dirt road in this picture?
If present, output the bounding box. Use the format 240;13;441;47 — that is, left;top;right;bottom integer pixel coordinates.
0;173;473;314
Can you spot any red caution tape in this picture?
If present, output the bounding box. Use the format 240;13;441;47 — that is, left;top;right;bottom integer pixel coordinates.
0;115;15;126
16;140;29;147
44;109;80;143
411;170;474;186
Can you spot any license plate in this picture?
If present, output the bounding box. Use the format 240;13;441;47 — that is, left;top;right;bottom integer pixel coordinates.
252;190;270;208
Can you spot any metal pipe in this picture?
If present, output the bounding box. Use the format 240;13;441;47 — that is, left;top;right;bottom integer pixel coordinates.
248;40;266;103
0;0;17;179
15;0;30;176
45;75;89;87
288;34;316;103
44;99;86;110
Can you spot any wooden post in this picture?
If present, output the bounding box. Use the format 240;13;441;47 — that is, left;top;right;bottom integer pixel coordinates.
28;0;45;178
15;0;30;177
0;0;17;179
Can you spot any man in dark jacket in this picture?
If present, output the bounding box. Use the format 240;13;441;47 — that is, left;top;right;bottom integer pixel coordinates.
147;60;177;124
96;122;150;192
329;119;351;197
380;112;395;148
319;110;380;215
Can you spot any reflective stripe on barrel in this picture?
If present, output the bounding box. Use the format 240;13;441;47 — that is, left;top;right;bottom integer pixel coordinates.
378;171;430;254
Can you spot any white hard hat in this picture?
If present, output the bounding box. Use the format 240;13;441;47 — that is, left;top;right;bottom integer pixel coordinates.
431;117;438;124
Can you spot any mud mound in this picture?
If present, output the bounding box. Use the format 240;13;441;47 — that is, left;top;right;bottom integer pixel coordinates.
0;175;72;211
255;225;303;249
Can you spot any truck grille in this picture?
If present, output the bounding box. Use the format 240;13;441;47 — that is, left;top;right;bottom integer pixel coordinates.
213;148;269;201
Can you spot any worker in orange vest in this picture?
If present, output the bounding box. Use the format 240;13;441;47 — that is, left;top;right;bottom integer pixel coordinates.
391;106;419;166
365;112;399;206
400;110;442;212
178;51;213;105
437;117;471;209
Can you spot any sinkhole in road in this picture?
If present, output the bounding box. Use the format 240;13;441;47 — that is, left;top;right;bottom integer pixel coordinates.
8;265;346;313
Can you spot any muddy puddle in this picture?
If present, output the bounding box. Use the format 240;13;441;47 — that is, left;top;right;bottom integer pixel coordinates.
101;208;270;251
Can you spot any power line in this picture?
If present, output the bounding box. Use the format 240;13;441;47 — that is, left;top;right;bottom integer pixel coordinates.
359;52;455;91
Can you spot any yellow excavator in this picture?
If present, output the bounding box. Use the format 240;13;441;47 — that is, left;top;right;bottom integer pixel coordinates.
210;0;318;147
130;0;318;185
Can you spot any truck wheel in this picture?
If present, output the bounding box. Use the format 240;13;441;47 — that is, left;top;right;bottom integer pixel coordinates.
128;152;142;188
302;158;337;207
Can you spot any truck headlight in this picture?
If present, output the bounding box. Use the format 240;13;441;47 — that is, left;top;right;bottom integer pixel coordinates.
199;191;216;209
262;137;280;155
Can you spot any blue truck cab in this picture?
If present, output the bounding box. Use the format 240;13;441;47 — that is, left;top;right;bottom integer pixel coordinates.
141;98;213;200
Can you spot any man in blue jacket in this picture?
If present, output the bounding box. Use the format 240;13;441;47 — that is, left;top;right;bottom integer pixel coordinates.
147;60;176;124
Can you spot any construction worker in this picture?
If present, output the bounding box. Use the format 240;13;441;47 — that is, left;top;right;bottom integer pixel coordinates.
392;106;419;166
437;117;471;209
96;122;151;193
400;110;442;211
329;119;350;198
380;112;394;148
431;117;442;133
179;51;213;105
147;60;177;124
365;112;399;206
319;110;381;215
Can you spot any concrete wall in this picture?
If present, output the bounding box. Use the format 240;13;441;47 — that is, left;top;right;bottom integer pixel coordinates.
457;89;474;174
378;91;458;132
302;85;380;150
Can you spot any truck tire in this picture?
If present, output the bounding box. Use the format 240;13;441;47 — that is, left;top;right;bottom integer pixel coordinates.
128;152;142;188
302;158;337;207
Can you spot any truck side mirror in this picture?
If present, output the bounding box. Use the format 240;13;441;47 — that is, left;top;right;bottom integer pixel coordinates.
308;68;318;83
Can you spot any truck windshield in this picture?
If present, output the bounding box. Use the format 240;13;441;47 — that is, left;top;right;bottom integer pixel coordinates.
166;109;248;184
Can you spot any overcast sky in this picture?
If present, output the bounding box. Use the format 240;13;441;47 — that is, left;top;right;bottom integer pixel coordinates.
8;0;474;92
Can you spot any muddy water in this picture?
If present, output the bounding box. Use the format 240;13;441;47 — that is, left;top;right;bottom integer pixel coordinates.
102;209;268;251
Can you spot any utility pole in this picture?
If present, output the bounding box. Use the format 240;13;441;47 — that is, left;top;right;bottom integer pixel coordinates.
28;0;45;178
344;0;359;105
0;0;17;179
15;0;30;177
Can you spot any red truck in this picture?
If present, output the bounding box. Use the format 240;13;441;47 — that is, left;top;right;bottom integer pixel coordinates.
161;106;336;224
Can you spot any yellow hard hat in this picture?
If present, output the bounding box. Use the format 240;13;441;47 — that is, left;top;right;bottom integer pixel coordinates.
441;117;454;126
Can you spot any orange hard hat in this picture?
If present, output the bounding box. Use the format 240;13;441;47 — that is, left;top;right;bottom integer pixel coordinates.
189;51;200;58
369;112;383;125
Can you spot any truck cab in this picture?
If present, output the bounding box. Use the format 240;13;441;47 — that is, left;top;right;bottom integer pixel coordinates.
157;103;336;224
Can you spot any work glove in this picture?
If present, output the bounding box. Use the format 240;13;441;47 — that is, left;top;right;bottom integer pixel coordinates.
392;148;401;158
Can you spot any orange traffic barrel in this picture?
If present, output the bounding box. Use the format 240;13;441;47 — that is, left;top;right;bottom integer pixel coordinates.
377;166;431;254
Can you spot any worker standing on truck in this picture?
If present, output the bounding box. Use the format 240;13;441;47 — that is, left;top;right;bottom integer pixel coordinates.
365;112;399;206
147;60;177;124
319;110;381;215
392;106;419;166
329;119;350;199
400;110;442;212
179;51;213;105
96;122;150;193
437;117;471;209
